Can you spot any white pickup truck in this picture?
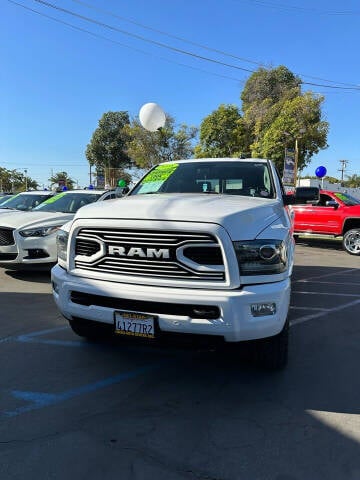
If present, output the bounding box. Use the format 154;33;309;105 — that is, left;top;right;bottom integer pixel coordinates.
51;158;316;369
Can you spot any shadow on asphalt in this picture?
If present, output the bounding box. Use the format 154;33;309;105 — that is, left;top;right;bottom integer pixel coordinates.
1;276;360;479
295;236;343;251
4;269;52;283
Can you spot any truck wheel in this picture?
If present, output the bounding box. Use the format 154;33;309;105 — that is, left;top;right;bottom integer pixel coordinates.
342;229;360;256
69;318;109;340
254;319;289;370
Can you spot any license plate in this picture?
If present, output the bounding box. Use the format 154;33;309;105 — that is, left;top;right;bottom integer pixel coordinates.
114;311;155;339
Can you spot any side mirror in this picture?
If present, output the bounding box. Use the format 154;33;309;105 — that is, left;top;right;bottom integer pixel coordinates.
325;200;339;209
114;186;130;197
283;194;295;206
294;187;320;204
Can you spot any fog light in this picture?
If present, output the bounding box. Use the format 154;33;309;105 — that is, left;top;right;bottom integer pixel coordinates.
251;302;276;317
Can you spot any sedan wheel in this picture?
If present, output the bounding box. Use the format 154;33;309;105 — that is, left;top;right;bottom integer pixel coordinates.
342;229;360;256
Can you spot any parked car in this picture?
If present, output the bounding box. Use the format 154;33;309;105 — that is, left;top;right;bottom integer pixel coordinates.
0;189;116;269
0;191;54;213
291;189;360;255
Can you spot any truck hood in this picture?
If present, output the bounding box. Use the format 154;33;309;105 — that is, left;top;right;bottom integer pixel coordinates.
0;211;75;229
76;194;284;239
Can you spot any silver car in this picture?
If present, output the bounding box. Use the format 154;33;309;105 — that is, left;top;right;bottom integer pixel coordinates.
0;189;116;270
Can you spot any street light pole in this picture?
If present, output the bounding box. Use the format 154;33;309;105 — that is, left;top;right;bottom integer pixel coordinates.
293;128;306;187
294;138;299;187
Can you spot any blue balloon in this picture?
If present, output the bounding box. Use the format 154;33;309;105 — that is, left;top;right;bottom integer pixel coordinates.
62;186;68;191
315;166;327;178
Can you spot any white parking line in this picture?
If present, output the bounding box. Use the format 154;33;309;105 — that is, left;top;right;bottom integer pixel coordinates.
290;299;360;326
290;306;329;311
294;268;358;283
293;291;360;298
297;280;360;286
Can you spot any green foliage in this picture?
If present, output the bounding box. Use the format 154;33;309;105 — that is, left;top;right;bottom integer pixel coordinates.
193;66;328;173
86;111;132;186
344;174;360;188
0;167;38;192
251;93;328;171
126;115;197;169
195;104;251;158
324;176;340;184
49;171;75;190
241;66;301;114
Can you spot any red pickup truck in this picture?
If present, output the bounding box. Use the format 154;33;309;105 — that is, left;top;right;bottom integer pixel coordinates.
291;189;360;256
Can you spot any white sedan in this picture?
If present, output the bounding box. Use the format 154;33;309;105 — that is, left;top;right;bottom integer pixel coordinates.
0;189;116;270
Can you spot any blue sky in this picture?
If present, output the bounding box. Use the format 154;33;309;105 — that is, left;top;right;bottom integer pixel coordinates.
2;0;360;188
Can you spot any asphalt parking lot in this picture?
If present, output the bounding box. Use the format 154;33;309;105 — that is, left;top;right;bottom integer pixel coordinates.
0;240;359;480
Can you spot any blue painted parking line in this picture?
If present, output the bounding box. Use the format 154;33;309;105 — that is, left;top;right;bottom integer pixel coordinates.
0;326;85;347
2;364;159;418
15;326;86;347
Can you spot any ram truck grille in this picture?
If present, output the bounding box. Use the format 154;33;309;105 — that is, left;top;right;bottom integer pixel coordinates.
74;228;225;281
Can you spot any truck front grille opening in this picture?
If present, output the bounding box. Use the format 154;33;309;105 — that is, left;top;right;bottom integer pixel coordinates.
70;291;220;320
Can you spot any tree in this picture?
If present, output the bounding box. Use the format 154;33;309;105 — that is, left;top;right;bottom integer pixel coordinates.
126;115;197;170
0;167;38;192
86;111;132;187
194;104;251;158
241;65;301;114
49;171;75;190
250;93;328;172
344;174;360;188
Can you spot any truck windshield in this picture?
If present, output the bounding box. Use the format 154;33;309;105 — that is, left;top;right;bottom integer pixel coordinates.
333;192;360;206
131;161;275;198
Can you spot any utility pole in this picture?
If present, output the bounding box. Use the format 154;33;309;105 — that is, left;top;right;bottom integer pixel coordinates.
338;159;349;182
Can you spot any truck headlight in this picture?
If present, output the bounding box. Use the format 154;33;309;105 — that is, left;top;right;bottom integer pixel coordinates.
19;226;62;237
56;229;69;263
233;239;287;275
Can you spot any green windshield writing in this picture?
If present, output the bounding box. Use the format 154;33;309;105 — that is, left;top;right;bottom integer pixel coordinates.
40;193;66;204
142;163;179;184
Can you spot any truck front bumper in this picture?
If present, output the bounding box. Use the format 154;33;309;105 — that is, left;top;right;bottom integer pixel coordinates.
51;264;291;342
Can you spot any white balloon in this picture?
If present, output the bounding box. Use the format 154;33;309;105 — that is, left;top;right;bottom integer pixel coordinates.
139;103;166;132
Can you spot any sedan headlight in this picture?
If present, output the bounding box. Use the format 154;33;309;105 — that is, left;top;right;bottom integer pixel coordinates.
233;239;288;275
19;225;62;237
56;229;69;263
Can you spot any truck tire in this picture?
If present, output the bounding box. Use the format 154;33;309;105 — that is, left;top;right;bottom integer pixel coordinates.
69;318;109;341
254;319;289;370
342;229;360;256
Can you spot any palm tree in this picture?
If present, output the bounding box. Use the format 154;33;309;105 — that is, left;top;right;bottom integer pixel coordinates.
49;171;75;190
344;174;360;188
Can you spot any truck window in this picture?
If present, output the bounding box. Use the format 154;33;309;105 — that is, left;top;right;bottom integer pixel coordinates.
131;162;275;198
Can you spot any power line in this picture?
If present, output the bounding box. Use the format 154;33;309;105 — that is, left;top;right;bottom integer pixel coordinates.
7;0;360;91
6;0;246;83
238;0;360;16
69;0;360;89
70;0;267;68
31;0;255;73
